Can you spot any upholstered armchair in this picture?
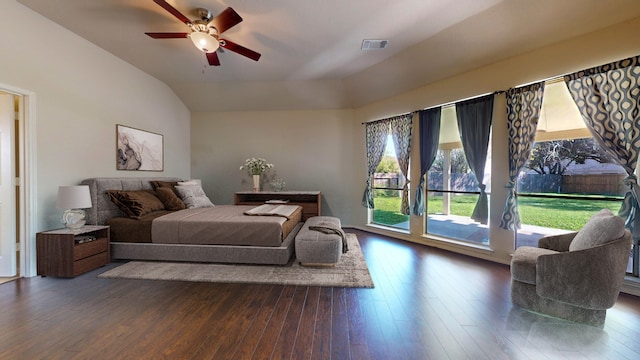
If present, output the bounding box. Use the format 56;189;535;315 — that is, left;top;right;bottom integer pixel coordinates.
510;209;632;326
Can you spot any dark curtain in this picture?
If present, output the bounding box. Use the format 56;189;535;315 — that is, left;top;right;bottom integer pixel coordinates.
456;94;494;224
412;108;441;216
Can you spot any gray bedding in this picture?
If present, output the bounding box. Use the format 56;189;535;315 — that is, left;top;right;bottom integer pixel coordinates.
152;205;291;247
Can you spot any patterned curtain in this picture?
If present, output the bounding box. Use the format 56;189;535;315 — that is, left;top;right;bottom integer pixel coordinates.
412;108;442;215
564;55;640;238
499;82;545;230
456;94;494;224
362;120;389;208
389;114;413;215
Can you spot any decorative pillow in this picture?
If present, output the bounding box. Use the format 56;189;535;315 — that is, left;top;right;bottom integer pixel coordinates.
151;180;179;190
155;187;186;211
569;209;626;251
106;190;166;219
175;184;215;209
178;179;201;186
151;180;186;209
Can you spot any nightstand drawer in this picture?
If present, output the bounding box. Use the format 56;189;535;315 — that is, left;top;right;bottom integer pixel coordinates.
74;238;109;261
74;252;109;277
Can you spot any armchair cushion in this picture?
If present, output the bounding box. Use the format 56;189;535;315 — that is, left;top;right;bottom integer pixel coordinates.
511;246;558;284
569;209;625;251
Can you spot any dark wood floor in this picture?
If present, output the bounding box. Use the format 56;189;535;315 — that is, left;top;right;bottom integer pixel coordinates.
2;229;640;359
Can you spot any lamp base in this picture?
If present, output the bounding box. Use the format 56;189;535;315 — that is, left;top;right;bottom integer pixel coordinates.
62;209;86;229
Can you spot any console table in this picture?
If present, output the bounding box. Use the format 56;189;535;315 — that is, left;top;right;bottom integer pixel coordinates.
234;191;321;221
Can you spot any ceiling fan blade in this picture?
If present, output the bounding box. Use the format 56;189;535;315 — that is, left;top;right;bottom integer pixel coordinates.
145;32;189;39
153;0;192;25
220;39;261;61
211;7;243;34
206;52;221;66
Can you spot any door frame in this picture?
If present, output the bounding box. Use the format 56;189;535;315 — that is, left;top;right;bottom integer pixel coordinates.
1;82;36;278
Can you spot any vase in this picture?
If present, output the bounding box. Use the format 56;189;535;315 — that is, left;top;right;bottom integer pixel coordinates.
252;174;261;192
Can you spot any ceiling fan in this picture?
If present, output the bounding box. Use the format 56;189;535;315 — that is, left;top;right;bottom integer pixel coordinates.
145;0;261;66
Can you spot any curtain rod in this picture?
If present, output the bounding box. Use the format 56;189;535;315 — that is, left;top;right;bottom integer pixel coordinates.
361;75;567;125
360;111;414;125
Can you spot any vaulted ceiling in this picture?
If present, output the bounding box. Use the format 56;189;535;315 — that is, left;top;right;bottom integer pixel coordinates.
18;0;640;111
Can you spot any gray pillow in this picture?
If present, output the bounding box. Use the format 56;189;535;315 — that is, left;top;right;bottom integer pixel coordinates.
569;209;625;251
174;184;215;209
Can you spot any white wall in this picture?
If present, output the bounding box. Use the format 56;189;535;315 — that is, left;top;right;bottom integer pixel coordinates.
191;109;356;223
0;1;191;275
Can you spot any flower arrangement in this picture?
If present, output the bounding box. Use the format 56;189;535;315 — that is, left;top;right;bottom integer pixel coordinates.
240;157;274;176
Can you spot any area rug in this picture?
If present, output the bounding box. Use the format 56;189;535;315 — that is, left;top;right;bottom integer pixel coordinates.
98;234;374;288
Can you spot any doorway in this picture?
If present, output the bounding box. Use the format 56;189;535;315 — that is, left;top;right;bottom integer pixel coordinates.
0;86;31;281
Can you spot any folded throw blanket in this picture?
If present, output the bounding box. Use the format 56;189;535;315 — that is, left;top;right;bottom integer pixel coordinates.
243;204;299;219
309;222;349;253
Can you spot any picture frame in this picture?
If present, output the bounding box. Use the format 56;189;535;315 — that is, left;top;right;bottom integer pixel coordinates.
116;124;164;171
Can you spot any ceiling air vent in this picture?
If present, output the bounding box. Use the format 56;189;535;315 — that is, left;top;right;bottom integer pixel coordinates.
361;39;389;50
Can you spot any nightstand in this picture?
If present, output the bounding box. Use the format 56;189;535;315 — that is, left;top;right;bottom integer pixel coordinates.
36;225;110;278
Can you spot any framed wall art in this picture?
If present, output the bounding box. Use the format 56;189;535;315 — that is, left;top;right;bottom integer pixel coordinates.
116;124;164;171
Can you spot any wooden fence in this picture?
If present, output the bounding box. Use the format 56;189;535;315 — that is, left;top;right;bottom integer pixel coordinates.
559;174;626;196
388;171;627;196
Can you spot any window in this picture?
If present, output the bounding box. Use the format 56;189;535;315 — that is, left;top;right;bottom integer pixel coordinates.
425;105;492;245
372;134;410;229
364;114;412;231
517;138;624;242
514;80;628;271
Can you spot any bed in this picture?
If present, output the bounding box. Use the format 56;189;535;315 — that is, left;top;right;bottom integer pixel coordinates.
81;177;303;265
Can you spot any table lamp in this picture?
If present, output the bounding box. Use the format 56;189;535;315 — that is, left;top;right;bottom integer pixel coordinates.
56;185;92;229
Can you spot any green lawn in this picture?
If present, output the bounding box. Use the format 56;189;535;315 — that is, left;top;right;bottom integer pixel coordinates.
373;194;622;231
373;197;410;226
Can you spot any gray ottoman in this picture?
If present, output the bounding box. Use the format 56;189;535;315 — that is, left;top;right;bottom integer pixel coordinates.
295;216;344;266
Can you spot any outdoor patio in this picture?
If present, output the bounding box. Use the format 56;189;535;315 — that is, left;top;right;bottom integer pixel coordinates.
391;214;572;247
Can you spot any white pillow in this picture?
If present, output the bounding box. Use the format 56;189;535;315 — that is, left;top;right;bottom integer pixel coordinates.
174;184;214;209
178;179;201;186
569;209;625;251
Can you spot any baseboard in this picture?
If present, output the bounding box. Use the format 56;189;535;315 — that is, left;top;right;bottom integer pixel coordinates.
623;277;640;297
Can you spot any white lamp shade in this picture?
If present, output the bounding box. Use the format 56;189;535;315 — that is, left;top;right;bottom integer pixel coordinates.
56;185;92;209
189;32;219;53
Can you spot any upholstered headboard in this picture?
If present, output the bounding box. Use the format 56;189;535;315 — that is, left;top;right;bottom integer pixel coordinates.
81;177;182;225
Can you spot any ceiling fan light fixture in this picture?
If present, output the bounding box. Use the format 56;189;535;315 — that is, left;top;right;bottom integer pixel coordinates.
189;32;219;53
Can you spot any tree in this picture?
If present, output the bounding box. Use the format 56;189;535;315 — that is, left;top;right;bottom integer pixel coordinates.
376;155;400;173
431;148;470;174
526;138;614;175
